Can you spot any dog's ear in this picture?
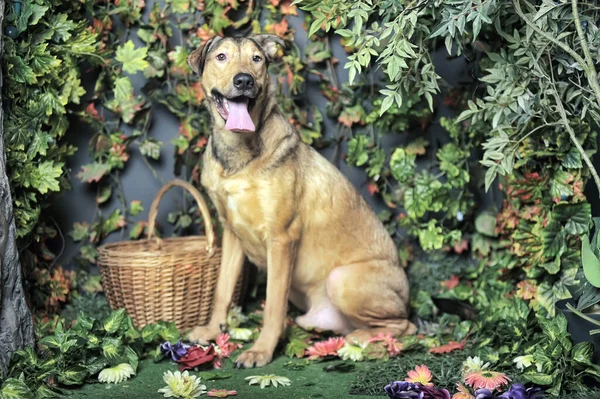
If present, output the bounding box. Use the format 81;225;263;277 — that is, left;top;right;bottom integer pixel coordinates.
187;36;223;75
248;34;287;61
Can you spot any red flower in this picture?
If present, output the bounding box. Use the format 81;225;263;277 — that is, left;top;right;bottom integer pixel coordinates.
429;341;464;354
177;345;215;370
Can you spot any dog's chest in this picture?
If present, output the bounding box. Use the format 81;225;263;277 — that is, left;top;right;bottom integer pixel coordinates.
202;166;268;262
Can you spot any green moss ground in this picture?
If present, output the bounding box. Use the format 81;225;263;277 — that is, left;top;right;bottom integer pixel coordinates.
67;355;381;399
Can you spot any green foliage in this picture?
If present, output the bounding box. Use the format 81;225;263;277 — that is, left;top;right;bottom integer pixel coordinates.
3;0;100;238
8;309;179;396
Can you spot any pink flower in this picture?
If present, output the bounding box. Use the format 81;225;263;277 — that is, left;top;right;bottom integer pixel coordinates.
306;337;345;359
405;364;433;386
368;333;403;357
216;333;241;358
464;370;510;390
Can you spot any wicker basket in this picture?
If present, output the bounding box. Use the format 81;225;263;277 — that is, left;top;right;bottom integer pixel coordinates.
98;179;244;331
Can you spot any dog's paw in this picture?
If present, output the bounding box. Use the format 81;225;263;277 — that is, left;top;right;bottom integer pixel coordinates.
234;348;273;369
186;325;220;345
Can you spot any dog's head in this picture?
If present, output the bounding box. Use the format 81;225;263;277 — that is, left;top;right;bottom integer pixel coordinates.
187;35;286;133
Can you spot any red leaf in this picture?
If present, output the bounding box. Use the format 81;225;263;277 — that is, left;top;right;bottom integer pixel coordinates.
367;182;379;196
429;341;464;354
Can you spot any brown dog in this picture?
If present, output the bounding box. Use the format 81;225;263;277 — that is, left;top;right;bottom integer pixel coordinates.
186;34;415;368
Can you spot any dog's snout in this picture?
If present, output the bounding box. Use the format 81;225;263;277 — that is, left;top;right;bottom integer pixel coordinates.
233;73;254;90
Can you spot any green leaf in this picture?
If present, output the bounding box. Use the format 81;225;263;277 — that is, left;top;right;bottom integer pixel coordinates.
129;200;144;216
104;309;127;334
475;212;497;237
74;312;94;332
522;372;553;385
9;56;37;84
47;13;77;42
0;378;33;399
116;41;149;74
57;367;89;385
552;203;591;235
582;234;600;288
77;162;110;183
102;337;123;358
389;148;416;183
198;372;233;381
571;342;594;366
285;339;309;358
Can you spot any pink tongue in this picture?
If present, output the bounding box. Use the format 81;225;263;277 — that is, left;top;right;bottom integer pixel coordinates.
225;99;255;132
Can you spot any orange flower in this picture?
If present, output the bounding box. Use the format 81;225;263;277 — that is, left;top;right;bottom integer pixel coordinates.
429;341;464;354
452;383;475;399
405;364;433;386
464;370;510;390
306;337;345;360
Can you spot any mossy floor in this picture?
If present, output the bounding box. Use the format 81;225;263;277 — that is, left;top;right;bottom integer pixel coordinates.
67;355;382;399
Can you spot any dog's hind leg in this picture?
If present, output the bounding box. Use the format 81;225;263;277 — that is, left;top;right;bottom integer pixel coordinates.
187;227;245;344
326;260;417;344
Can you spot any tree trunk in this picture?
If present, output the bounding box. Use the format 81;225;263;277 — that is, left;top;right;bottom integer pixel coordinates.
0;0;35;377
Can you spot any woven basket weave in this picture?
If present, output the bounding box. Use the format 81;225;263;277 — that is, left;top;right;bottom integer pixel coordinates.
98;179;244;331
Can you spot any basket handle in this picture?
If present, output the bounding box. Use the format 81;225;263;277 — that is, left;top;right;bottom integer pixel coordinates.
147;179;216;257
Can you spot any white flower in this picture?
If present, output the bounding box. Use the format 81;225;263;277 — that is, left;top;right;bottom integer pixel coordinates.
462;356;490;374
226;306;248;329
457;211;464;222
158;370;207;398
228;328;253;341
98;363;135;384
513;355;534;371
337;342;367;362
245;374;291;389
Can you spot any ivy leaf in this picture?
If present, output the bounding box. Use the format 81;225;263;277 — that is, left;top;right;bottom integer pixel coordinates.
32;161;63;194
47;13;77;42
116;41;149;74
105;77;146;124
57;367;89;385
139;138;162;160
27;131;53;158
405;138;429;156
8;56;37;84
70;222;90;242
571;342;594;366
129;221;147;239
418;220;444;250
169;0;191;14
129;200;144;216
390;148;416;183
77;163;110;183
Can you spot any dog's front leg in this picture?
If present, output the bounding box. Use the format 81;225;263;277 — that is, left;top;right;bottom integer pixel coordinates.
188;227;245;344
235;232;298;368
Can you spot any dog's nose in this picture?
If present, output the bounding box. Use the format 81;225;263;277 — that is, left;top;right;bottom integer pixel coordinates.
233;73;254;91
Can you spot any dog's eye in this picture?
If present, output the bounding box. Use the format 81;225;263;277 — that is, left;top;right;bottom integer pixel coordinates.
216;53;226;61
253;55;262;63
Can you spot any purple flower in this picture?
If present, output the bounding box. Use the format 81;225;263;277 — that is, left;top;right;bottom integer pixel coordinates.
160;340;190;361
499;384;543;399
384;381;424;399
420;384;451;399
475;390;496;399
